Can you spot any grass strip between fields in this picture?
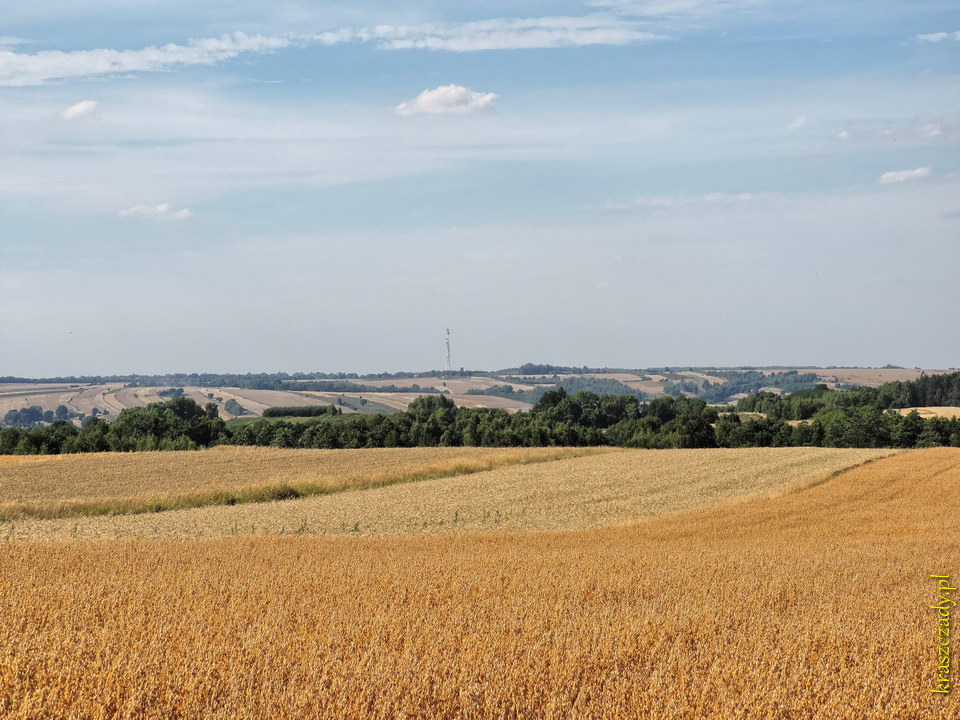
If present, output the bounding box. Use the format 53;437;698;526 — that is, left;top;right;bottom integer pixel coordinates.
0;448;615;523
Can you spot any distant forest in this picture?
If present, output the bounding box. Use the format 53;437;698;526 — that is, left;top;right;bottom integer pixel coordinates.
3;372;959;455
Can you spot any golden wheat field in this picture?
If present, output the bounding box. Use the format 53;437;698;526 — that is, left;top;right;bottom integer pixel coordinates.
897;406;960;419
1;447;892;541
1;448;956;719
0;446;610;522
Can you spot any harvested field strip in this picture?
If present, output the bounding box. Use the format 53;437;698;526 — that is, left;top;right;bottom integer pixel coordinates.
0;449;955;718
0;387;75;399
1;447;892;541
0;446;614;523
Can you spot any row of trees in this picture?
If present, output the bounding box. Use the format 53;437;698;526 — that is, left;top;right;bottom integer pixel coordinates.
3;404;89;428
0;374;447;393
716;408;959;449
737;372;960;420
3;385;959;456
262;405;344;418
0;397;225;455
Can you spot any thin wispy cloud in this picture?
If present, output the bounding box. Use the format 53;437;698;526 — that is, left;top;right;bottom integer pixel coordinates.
1;16;665;86
0;36;28;49
785;115;807;130
59;100;98;119
587;0;762;18
605;192;762;209
0;32;290;86
316;16;662;52
916;31;960;43
831;113;957;144
877;167;931;185
395;85;497;116
118;203;193;220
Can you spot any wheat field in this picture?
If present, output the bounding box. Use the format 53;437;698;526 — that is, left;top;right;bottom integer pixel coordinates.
0;447;890;540
896;406;960;419
0;446;611;522
0;448;955;718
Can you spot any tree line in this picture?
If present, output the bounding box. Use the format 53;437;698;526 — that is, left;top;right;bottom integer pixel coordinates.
0;397;226;454
736;372;960;419
262;405;344;418
3;384;959;455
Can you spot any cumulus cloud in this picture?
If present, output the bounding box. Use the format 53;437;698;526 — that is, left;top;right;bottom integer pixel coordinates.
59;100;98;120
118;203;193;220
316;16;661;52
916;31;960;43
785;114;807;130
0;32;290;86
835;130;851;141
605;192;761;209
877;167;931;185
587;0;762;18
395;85;497;116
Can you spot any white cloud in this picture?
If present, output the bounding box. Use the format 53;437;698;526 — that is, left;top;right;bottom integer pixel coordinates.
587;0;762;18
835;130;851;141
605;192;761;209
0;17;664;86
868;113;958;143
785;114;807;130
395;85;497;116
59;100;98;120
916;31;960;43
877;167;931;185
118;203;193;220
0;32;290;86
316;16;662;52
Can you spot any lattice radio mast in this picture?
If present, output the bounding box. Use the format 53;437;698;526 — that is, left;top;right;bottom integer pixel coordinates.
445;328;452;375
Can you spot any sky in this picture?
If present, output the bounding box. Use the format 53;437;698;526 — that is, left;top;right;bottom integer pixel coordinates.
1;0;958;376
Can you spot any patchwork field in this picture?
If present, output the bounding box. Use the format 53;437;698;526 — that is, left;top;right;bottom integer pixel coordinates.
4;368;956;423
764;367;955;387
343;376;538;393
0;448;955;719
0;383;534;420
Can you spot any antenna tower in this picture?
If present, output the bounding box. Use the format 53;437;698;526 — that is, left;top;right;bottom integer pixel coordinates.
445;328;452;374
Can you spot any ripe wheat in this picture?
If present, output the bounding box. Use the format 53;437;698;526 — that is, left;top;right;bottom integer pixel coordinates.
2;447;890;541
2;449;954;718
0;445;612;522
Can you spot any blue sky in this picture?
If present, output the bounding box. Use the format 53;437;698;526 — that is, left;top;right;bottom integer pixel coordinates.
2;1;958;375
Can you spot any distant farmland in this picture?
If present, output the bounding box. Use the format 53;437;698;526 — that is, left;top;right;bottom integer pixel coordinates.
3;366;954;425
0;383;535;421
